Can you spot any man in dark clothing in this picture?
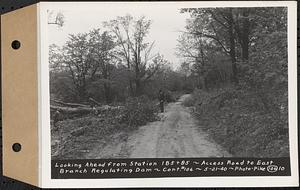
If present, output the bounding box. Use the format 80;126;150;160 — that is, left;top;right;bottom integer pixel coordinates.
158;89;165;113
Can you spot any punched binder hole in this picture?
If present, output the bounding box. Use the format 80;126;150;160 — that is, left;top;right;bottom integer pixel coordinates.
12;143;21;152
11;40;21;49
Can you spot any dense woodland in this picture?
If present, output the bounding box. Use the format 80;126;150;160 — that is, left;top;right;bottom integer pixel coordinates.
50;7;289;158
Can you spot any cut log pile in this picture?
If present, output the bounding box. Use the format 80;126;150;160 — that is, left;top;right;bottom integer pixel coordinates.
51;99;89;108
50;99;123;119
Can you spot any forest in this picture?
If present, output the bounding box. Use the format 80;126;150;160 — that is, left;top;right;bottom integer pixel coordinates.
50;7;289;159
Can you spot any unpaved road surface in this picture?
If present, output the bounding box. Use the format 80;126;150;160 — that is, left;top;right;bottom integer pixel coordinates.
88;94;231;158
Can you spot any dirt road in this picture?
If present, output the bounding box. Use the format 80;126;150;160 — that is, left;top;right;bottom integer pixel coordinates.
88;94;231;158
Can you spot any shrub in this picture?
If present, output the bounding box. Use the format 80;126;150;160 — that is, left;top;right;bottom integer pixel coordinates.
182;95;195;107
191;87;289;157
120;96;159;129
164;90;176;102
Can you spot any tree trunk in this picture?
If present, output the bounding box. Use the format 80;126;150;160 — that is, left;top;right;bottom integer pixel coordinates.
134;54;142;96
135;78;142;96
78;85;87;102
126;56;134;96
228;9;238;85
104;83;112;103
242;9;250;60
241;43;249;61
129;80;134;96
235;9;250;61
102;69;112;103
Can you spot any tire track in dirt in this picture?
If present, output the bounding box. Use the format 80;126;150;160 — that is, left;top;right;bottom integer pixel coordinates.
87;94;231;158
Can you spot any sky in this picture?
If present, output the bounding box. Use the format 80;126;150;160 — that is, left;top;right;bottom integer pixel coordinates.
47;3;191;68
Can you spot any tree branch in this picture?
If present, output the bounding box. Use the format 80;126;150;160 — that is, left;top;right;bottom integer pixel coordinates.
207;10;229;29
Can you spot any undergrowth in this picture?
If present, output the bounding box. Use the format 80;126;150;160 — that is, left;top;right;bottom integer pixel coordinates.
51;96;159;159
187;87;289;157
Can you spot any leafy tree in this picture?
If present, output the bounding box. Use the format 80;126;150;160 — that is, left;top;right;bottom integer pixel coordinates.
180;8;239;84
62;33;94;102
50;29;117;102
88;29;116;103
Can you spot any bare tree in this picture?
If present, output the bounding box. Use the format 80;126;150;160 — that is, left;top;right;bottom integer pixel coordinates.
104;15;161;96
48;10;65;27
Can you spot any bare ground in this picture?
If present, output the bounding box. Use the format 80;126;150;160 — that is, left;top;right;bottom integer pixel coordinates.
86;94;231;158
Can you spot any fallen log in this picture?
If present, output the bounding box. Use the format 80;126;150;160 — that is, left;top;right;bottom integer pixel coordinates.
51;105;92;119
51;99;89;108
88;97;101;106
51;105;91;113
50;105;125;119
51;105;123;112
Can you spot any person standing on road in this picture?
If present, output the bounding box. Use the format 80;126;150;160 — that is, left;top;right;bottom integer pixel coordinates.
158;89;165;113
